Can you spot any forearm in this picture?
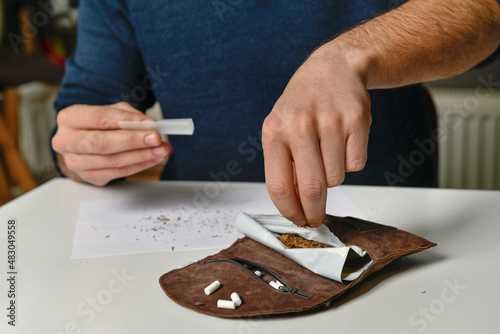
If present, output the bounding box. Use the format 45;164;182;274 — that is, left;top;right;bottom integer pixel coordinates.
316;0;500;89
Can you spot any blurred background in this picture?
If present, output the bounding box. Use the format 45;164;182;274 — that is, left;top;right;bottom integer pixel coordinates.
0;0;76;205
0;0;499;206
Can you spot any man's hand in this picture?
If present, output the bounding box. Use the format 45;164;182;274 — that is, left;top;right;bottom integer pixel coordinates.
263;0;500;227
262;49;372;228
52;102;171;186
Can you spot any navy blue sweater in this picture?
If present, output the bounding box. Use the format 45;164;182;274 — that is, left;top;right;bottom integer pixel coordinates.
54;0;499;187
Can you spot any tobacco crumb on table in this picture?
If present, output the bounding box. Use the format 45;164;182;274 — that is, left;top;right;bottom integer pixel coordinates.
278;234;332;249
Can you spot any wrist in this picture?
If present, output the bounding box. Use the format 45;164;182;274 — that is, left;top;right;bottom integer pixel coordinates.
311;36;378;89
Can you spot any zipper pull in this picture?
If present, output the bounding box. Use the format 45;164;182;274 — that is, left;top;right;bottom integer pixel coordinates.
280;285;295;293
280;285;309;298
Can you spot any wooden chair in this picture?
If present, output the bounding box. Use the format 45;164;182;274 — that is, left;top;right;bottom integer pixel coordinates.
0;94;37;204
0;5;64;205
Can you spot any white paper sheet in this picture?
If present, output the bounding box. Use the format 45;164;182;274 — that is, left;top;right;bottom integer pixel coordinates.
72;186;364;258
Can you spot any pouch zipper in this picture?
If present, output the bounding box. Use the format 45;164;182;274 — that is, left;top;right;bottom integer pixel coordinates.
205;258;309;299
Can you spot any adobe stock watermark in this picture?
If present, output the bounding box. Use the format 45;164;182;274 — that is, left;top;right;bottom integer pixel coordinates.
115;64;169;109
190;130;262;209
7;0;68;53
399;277;467;333
211;0;284;22
384;73;500;187
211;0;243;21
48;267;134;334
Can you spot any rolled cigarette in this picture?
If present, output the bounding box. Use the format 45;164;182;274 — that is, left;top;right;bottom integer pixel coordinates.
204;280;221;295
231;292;242;307
217;300;236;310
118;118;194;135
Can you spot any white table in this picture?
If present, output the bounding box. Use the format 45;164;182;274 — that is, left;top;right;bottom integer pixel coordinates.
1;179;499;334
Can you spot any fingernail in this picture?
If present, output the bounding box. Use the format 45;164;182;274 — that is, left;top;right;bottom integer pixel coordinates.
295;220;307;227
308;218;324;228
153;146;166;156
145;134;159;146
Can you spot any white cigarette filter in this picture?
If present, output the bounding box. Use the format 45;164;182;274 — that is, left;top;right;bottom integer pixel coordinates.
230;292;242;307
204;280;221;295
217;300;236;310
269;281;281;290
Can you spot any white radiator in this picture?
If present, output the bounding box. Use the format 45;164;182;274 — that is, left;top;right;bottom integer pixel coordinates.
429;87;500;190
18;82;59;183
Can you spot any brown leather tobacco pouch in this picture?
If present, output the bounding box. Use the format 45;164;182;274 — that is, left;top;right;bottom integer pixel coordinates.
159;215;436;317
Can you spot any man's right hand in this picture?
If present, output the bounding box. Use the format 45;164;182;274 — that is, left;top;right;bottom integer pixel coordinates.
52;102;171;186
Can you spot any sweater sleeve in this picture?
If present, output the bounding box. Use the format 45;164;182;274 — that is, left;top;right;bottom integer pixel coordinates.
51;0;155;176
54;0;155;112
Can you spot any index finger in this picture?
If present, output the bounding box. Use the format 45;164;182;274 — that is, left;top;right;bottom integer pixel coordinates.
57;104;154;130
